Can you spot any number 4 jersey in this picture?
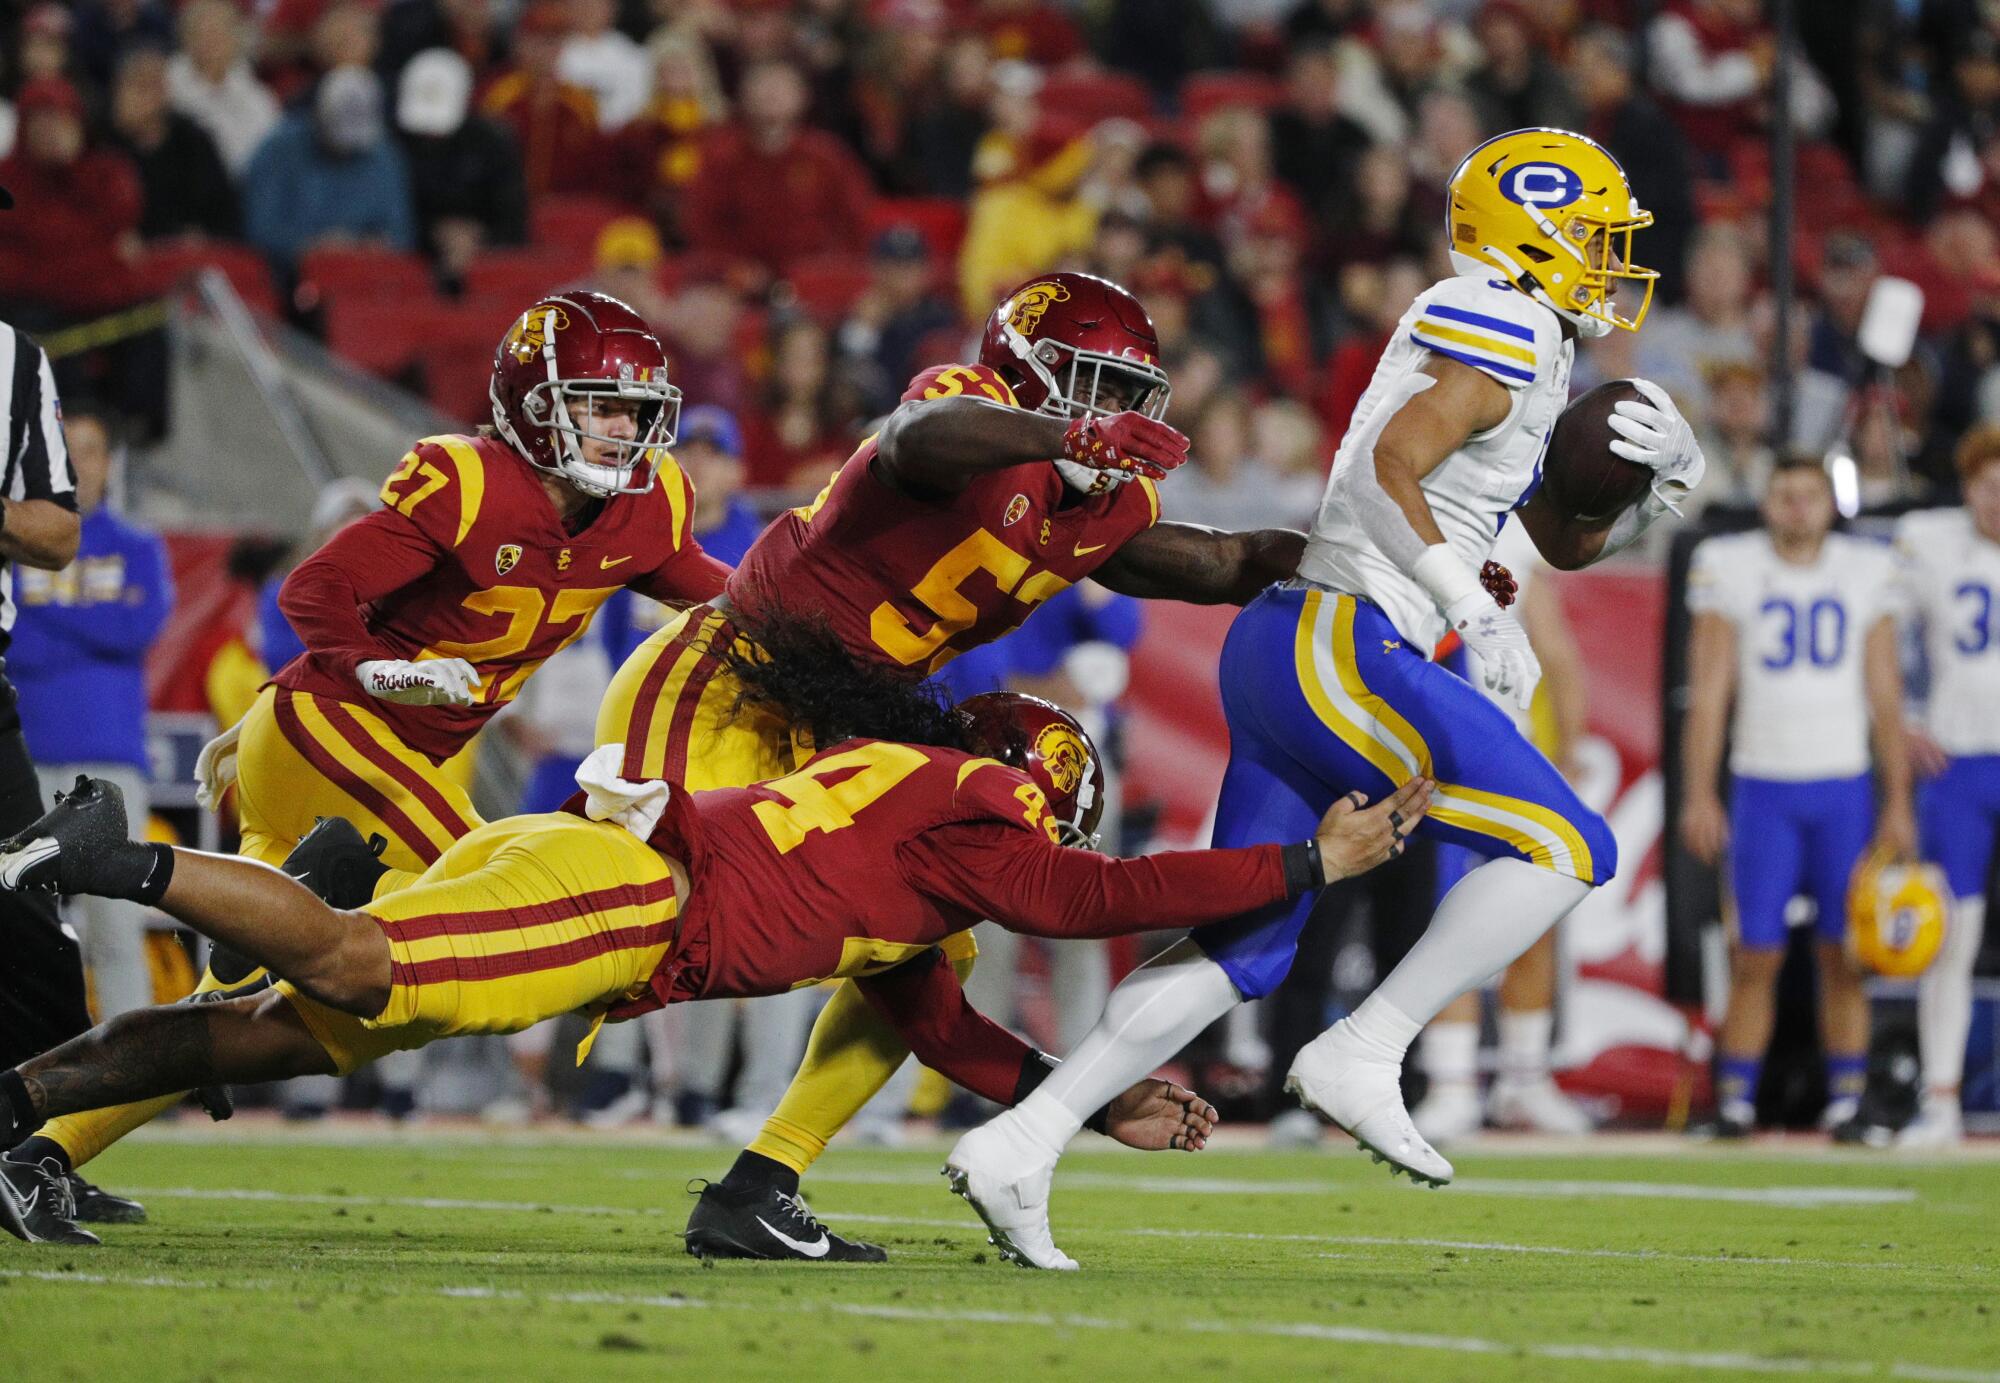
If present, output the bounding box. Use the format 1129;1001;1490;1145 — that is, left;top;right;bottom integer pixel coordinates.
724;364;1160;674
603;737;1310;1016
1687;530;1899;780
1895;507;2000;757
277;432;729;761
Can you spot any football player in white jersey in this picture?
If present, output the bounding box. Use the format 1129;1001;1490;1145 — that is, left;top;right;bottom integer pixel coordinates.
1891;426;2000;1147
946;129;1706;1269
1680;458;1914;1138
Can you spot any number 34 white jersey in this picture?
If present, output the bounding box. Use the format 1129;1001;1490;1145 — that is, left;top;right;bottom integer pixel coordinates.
1687;530;1898;781
1299;274;1572;655
1895;507;2000;757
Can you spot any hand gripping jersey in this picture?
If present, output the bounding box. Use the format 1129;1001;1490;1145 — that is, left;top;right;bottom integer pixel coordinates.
724;364;1160;674
1687;530;1899;780
1298;275;1572;654
607;737;1296;1016
278;433;727;760
1895;508;2000;757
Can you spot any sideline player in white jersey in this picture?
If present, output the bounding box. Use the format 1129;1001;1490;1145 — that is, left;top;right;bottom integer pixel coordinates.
1892;426;2000;1147
1680;458;1913;1139
946;128;1706;1269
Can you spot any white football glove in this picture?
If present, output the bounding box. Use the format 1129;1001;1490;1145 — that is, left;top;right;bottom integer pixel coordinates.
194;716;244;812
1445;589;1542;711
574;743;672;841
356;656;481;707
1608;378;1707;513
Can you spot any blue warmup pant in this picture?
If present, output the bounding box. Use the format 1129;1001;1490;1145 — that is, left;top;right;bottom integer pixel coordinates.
1194;585;1615;998
1726;773;1874;950
1919;754;2000;900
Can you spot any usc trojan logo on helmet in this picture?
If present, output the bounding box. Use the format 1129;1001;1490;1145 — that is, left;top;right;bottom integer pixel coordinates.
505;306;569;364
1005;281;1071;336
494;544;522;576
1034;722;1088;796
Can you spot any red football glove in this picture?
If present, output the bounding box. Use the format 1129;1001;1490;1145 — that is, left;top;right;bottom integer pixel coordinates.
1481;560;1519;609
1061;412;1191;481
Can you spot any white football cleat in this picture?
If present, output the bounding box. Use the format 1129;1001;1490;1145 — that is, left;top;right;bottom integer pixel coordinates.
1488;1076;1594;1135
1895;1099;1964;1149
943;1120;1077;1271
1286;1021;1454;1186
1412;1080;1483;1144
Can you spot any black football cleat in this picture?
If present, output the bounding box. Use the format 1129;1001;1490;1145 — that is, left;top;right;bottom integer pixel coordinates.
1686;1110;1755;1141
281;816;390;908
0;1156;99;1245
683;1181;887;1262
0;775;131;894
65;1171;146;1225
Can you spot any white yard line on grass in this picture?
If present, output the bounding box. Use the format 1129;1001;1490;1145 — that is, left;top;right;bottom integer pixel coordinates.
3;1266;1992;1382
113;1187;1926;1274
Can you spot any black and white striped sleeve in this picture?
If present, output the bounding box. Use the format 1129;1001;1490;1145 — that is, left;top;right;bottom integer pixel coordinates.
2;327;75;512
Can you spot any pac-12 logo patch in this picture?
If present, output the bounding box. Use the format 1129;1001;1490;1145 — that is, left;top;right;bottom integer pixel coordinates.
494;544;522;576
1034;722;1088;795
1003;493;1029;526
1004;280;1070;335
1499;162;1583;209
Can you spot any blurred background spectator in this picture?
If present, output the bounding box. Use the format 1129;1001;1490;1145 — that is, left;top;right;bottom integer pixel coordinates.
111;47;238;245
394;48;527;287
244;66;414;275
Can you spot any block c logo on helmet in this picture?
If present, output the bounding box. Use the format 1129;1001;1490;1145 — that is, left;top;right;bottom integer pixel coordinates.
1500;162;1584;209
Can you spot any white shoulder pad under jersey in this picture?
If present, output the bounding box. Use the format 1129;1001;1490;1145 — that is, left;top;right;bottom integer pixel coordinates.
1299;275;1573;654
1895;507;2000;755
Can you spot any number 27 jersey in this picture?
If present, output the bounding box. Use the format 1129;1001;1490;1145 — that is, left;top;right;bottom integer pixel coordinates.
723;364;1159;673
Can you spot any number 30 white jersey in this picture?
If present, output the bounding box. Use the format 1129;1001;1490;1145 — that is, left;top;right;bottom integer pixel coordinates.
1895;507;2000;757
1299;274;1572;655
1687;530;1899;781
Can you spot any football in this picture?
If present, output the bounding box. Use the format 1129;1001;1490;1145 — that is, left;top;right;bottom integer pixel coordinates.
1540;380;1655;522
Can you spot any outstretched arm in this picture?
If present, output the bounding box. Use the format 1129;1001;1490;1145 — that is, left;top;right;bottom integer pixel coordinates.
874;395;1188;498
1092;521;1306;605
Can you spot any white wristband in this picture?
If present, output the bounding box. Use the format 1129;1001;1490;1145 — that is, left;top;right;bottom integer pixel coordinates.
1411;544;1484;616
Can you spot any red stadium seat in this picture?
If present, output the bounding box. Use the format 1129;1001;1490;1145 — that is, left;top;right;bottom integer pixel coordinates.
133;242;280;316
298;246;434;304
1038;70;1153;126
530;196;630;257
785;253;873;320
1180;70;1286;122
461;248;592;306
325;294;448;378
865;198;968;262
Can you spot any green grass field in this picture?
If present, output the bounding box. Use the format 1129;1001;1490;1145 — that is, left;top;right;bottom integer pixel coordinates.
3;1122;1995;1381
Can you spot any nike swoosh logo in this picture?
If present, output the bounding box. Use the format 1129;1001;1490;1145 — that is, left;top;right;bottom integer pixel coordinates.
600;555;634;570
19;1185;38;1218
1073;542;1108;557
755;1215;830;1258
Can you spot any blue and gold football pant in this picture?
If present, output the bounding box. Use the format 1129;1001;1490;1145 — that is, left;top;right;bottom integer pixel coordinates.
1193;584;1616;998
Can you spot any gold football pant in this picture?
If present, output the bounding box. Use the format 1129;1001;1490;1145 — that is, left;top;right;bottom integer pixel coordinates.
41;687;486;1168
280;813;682;1072
597;605;976;1176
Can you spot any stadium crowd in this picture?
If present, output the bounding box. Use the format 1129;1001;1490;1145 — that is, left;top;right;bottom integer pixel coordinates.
0;0;1992;505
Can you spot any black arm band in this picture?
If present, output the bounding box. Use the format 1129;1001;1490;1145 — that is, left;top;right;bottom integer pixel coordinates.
1012;1050;1110;1135
1281;840;1327;896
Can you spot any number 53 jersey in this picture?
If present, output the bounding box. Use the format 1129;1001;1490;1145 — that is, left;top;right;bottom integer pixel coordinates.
1687;529;1900;780
724;363;1159;674
1895;507;2000;757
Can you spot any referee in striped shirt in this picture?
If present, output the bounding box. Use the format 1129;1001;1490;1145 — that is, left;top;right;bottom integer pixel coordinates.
0;273;149;1227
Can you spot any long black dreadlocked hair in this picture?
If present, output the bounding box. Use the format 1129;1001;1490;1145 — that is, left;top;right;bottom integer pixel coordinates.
712;609;979;756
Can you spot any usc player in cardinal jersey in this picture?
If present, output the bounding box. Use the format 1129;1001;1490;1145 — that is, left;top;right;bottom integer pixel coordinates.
595;270;1316;1255
0;642;1427;1249
13;290;729;1188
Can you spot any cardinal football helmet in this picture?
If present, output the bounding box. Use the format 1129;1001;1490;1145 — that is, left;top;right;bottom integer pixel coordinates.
1446;128;1656;337
958;691;1106;849
1848;852;1950;978
978;271;1171;496
490;290;681;498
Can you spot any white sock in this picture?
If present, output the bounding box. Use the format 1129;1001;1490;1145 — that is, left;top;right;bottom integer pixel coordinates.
1496;1007;1554;1085
1916;898;1985;1094
1008;937;1242;1157
1337;992;1424;1062
1421;1020;1480;1088
1374;857;1591;1026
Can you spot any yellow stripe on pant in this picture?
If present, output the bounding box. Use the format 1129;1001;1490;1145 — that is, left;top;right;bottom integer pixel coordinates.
1291;590;1596;881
